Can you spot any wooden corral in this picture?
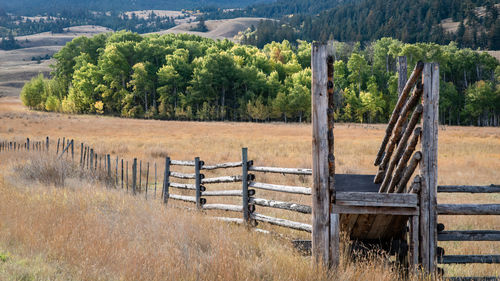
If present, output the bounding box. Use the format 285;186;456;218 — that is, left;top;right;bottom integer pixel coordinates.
311;42;500;280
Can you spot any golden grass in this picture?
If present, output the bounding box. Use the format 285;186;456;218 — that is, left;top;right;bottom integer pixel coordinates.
0;153;408;281
0;97;499;278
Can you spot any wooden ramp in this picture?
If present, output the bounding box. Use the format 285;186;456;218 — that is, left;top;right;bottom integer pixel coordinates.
335;174;417;241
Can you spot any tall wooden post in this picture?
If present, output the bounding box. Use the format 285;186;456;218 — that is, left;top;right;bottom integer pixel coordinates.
27;138;30;152
163;157;170;204
242;148;250;223
311;42;332;266
46;137;49;152
420;63;439;273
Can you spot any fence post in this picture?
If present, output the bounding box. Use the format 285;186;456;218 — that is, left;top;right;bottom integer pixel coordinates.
27;138;30;152
56;138;60;155
71;140;74;161
94;152;97;171
195;157;202;210
107;154;111;182
90;149;94;171
145;162;149;199
115;156;118;185
121;159;124;189
420;62;439;273
242;147;250;224
126;160;129;191
139;160;142;191
311;42;332;267
132;158;137;195
163;157;170;204
80;143;83;166
46;137;49;152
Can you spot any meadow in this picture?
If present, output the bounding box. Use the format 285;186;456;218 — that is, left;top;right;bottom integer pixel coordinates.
0;96;499;280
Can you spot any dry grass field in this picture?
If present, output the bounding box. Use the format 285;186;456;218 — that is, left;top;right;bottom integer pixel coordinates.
0;96;499;279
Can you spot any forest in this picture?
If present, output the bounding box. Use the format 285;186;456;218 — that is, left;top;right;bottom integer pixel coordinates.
21;31;500;126
207;0;500;50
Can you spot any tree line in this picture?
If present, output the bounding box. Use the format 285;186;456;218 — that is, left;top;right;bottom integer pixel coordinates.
206;0;500;51
21;32;500;126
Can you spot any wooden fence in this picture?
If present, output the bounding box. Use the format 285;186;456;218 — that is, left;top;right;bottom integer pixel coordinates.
0;137;314;235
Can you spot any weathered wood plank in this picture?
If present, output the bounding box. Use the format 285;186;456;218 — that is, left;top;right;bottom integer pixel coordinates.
170;160;195;166
332;205;419;216
438;230;500;241
202;190;243;196
248;166;312;175
437;204;500;215
248;182;311;195
169;194;196;203
203;204;243;212
170;171;196;179
336;192;418;206
437;185;500;193
250;198;312;214
202;175;242;184
252;213;312;233
438;255;500;264
202;162;243;170
170;182;196;190
212;217;244;224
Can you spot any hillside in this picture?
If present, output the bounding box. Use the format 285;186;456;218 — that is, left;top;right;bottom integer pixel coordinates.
154;17;269;40
0;25;112;98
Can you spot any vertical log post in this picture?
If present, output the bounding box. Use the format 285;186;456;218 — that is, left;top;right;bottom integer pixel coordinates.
107;154;111;181
94;152;97;171
121;159;124;189
46;136;49;152
115;156;118;185
27;138;30;152
163;157;170;204
139;160;142;191
71;140;74;161
420;62;439;273
327;50;338;267
80;143;84;166
311;42;331;267
132;158;137;195
90;149;94;171
56;138;60;154
154;162;157;199
126;161;129;191
242;147;250;224
145;162;149;199
195;157;202;210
